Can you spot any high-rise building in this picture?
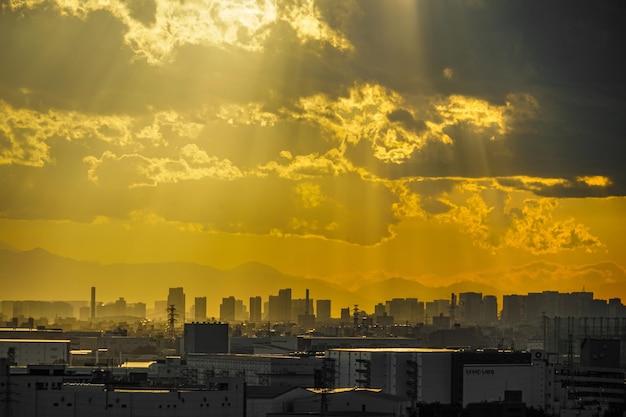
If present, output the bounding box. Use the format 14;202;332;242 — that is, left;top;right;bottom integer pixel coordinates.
501;295;525;325
167;287;186;324
482;295;498;324
220;296;236;322
340;307;351;322
458;292;483;325
385;298;423;324
425;299;449;325
153;300;167;320
269;288;292;322
249;296;262;322
316;299;331;322
114;297;127;317
292;299;314;320
296;289;315;328
234;299;248;321
194;297;207;322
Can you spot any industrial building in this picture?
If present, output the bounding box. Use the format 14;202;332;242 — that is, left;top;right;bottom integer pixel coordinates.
328;348;454;405
0;359;244;417
0;338;70;365
183;322;229;354
186;353;322;387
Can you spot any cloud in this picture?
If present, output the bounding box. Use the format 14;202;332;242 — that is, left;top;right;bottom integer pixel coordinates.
84;145;243;187
0;93;605;253
7;0;352;65
291;83;540;180
216;103;278;127
497;175;615;198
0;100;210;167
434;182;604;254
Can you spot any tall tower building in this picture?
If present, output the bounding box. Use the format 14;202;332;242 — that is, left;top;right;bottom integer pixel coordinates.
249;296;262;322
316;299;331;322
167;287;186;324
220;296;236;322
195;297;207;322
269;288;292;322
458;292;483;325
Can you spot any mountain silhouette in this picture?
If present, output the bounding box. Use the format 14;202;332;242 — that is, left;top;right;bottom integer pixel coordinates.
1;246;624;317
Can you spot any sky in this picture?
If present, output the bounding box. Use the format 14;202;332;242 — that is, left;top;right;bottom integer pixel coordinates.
1;0;625;302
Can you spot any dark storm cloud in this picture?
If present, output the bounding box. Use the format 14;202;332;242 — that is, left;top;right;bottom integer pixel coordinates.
339;0;626;196
1;0;625;199
387;109;427;133
0;7;145;113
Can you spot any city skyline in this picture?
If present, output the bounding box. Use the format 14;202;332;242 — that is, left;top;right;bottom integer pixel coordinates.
1;2;625;302
2;281;624;324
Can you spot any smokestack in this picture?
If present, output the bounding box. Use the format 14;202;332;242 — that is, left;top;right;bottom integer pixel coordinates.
305;289;310;316
91;286;96;320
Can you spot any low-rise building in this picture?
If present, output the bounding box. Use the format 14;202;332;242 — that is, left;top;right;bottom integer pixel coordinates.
328;347;453;405
187;353;323;387
0;338;70;365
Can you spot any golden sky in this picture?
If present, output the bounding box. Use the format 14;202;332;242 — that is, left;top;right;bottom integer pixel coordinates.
1;0;625;303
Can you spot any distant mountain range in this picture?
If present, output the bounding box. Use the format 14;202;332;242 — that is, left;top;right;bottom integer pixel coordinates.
1;246;625;316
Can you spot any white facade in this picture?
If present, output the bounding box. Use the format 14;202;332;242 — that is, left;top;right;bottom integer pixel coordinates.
462;351;546;409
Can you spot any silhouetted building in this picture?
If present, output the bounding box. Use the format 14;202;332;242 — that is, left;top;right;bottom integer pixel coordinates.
153;300;167;320
184;322;229;354
502;294;525;325
316;299;331;322
292;300;314;321
426;299;449;325
458;292;483;325
482;295;498;324
269;288;292;322
385;298;423;324
220;296;236;322
194;296;207;322
249;296;262;322
340;307;351;323
167;287;186;324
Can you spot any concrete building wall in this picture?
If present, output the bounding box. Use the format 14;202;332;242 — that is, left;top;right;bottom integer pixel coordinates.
419;351;452;404
187;353;320;387
329;348;453;404
293;390;411;417
183;322;229;354
0;339;69;365
4;373;244;417
462;364;534;407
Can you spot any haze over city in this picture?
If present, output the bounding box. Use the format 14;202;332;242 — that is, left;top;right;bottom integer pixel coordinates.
1;0;625;306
